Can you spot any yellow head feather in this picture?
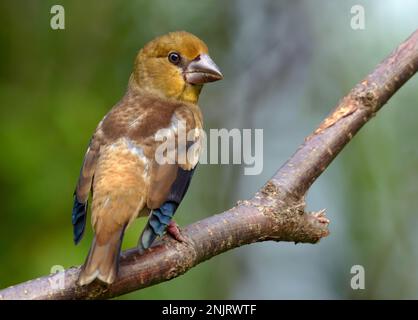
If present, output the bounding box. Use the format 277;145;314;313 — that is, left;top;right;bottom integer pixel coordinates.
132;31;210;103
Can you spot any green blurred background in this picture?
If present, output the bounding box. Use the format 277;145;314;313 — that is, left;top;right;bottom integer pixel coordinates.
0;0;417;299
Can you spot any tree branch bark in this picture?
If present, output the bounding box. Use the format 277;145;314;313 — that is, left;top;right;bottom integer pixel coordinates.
1;29;418;300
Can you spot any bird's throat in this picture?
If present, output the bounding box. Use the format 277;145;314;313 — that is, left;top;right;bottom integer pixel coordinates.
179;84;202;104
128;73;202;104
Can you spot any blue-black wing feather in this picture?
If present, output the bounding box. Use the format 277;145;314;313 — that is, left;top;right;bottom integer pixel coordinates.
139;166;196;251
72;193;88;245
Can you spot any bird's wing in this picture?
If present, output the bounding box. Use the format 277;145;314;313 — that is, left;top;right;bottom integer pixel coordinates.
71;95;137;245
140;107;202;250
146;106;202;209
72;124;106;245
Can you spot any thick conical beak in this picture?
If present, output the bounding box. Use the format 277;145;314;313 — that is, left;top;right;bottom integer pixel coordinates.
184;54;223;85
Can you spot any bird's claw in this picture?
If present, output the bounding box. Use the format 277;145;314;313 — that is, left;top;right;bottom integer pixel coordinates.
166;221;186;243
312;209;329;225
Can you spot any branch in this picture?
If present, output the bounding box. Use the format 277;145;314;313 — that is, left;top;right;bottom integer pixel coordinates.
1;29;418;300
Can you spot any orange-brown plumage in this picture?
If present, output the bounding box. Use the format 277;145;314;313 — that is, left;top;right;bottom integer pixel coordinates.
73;31;222;286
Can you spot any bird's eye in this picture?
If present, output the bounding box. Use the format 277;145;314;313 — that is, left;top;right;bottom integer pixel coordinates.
168;52;181;65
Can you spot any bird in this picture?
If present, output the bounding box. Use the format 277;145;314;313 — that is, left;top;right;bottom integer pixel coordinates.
72;31;223;286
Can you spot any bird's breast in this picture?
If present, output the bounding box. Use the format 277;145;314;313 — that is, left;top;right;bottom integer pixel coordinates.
93;138;151;198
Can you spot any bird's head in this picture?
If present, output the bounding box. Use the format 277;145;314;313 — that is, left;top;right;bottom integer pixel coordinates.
131;31;223;103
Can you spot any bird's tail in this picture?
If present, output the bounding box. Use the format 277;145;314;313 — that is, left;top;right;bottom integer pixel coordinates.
77;225;125;286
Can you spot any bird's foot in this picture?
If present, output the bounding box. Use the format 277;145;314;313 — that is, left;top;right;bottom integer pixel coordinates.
312;209;330;225
166;220;186;242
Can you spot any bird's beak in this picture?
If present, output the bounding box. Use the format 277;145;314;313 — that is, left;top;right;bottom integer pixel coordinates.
184;54;223;85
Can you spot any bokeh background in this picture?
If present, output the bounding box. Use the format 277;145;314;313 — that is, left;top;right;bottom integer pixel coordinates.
0;0;417;299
